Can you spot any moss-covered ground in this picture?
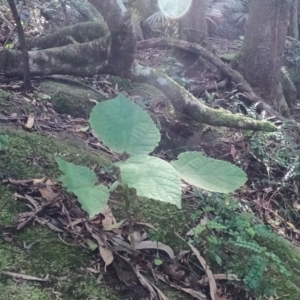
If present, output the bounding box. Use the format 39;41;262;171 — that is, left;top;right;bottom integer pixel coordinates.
0;128;120;300
0;127;191;300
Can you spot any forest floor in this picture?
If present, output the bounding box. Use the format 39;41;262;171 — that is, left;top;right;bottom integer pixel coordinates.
1;38;300;300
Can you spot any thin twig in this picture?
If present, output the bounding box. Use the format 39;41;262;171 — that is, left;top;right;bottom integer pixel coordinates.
17;199;58;230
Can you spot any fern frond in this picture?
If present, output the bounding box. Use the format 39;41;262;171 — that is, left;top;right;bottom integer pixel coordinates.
244;256;266;290
145;11;167;27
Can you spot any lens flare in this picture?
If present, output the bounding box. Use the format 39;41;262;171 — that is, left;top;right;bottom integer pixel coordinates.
158;0;192;20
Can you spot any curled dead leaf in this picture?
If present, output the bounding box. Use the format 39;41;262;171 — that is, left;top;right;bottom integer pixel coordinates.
25;113;35;129
135;241;175;259
189;244;217;300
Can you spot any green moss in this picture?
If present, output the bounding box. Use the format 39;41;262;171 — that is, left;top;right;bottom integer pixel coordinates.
0;126;110;179
111;195;189;250
0;230;120;300
0;89;37;116
258;235;300;299
0;128;120;300
0;281;53;300
40;80;107;118
109;76;162;97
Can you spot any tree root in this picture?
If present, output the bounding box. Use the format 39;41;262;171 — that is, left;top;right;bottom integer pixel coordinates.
137;38;284;119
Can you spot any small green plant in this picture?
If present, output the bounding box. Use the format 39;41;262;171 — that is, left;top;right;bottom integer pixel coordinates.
0;135;9;150
189;193;291;297
57;94;247;246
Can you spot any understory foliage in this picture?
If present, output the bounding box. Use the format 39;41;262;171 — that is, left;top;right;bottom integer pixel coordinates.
188;191;291;297
247;122;300;226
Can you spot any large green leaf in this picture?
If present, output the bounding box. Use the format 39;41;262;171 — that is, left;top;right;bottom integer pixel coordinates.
171;152;247;193
89;94;161;155
72;186;109;218
56;158;97;192
115;155;182;208
56;158;109;217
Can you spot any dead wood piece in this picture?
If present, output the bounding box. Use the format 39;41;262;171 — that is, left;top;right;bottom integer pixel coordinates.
1;271;49;282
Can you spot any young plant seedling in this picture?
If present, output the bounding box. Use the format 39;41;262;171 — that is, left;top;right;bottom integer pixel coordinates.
57;94;247;249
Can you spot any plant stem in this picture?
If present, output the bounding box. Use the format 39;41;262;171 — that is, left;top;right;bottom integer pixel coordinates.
0;199;9;214
124;184;135;250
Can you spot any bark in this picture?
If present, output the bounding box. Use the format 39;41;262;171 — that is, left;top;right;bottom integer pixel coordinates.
135;0;158;39
8;0;31;89
88;0;136;75
298;0;300;37
18;22;108;50
231;0;290;117
288;0;299;39
0;38;109;77
178;0;208;47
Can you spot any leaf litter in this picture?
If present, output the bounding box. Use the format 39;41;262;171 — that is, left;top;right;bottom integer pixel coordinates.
2;176;240;300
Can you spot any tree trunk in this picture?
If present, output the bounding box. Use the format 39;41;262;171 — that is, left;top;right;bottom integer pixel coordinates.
231;0;290;117
288;0;299;39
178;0;208;47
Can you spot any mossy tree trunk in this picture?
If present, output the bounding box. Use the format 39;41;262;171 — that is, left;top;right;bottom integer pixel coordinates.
288;0;299;39
232;0;290;117
178;0;208;47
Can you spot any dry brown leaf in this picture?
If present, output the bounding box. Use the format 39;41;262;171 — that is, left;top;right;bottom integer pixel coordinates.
230;145;238;159
39;185;57;201
135;267;168;300
156;273;206;300
180;287;207;299
135;241;175;259
33;177;47;184
86;223;114;270
44;221;64;232
86;267;100;274
67;218;86;228
162;263;186;281
111;236;134;254
13;192;27;200
24;194;39;210
133;230;147;242
103;219;125;231
25;113;35;129
100;246;114;271
6;178;33;185
189;244;217;300
100;205;116;228
45;178;55;185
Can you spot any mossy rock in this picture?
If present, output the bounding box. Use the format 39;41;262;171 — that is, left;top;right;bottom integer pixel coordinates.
39;78;107;118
